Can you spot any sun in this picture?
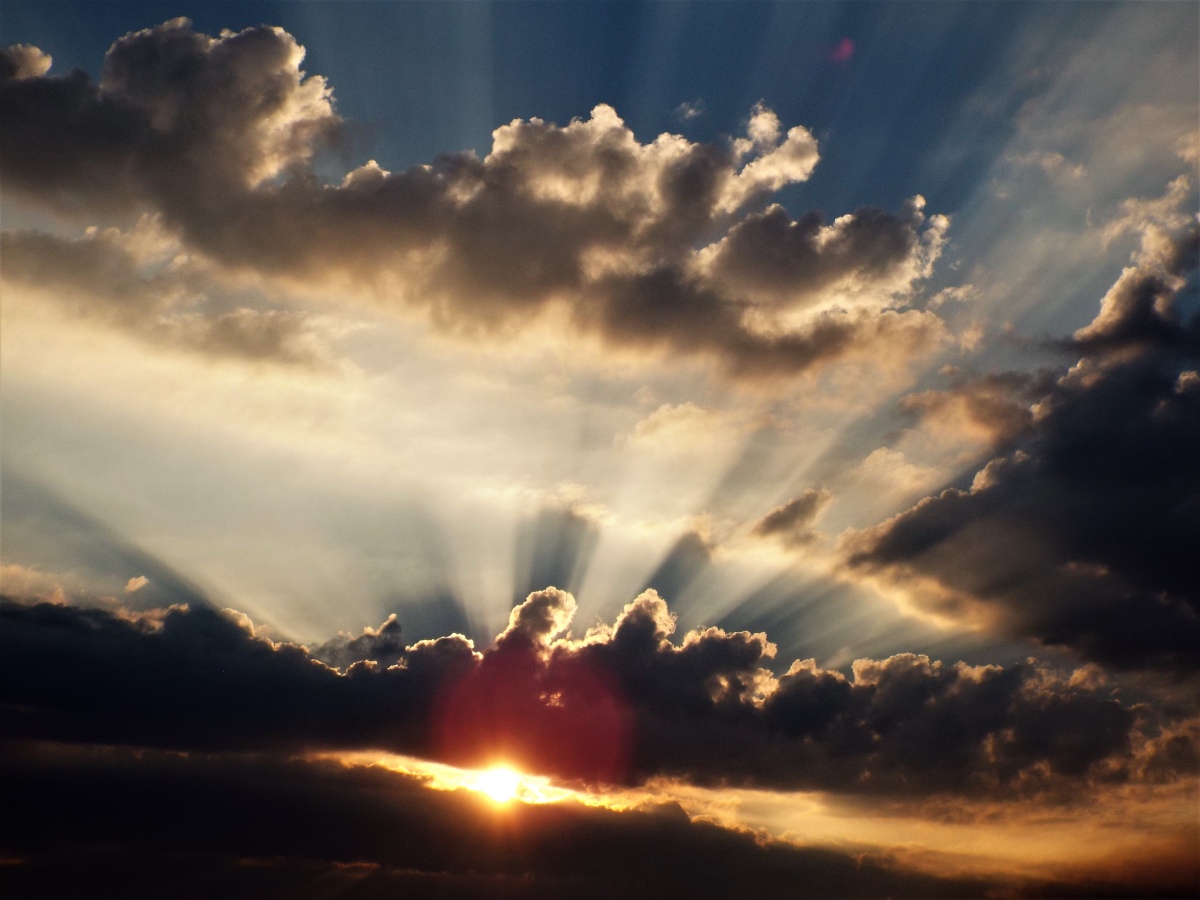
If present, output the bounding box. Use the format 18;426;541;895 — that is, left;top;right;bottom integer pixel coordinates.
477;766;521;803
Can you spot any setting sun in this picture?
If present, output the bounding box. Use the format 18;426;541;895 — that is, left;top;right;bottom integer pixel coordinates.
477;766;521;804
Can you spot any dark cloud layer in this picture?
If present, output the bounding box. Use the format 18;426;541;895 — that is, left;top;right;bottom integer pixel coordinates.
2;21;948;379
4;590;1188;797
0;744;1001;900
847;217;1200;674
4;745;1193;900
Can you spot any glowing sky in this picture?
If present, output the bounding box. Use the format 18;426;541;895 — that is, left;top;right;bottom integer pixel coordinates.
1;2;1197;897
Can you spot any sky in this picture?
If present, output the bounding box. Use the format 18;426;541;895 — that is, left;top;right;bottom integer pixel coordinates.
0;2;1197;897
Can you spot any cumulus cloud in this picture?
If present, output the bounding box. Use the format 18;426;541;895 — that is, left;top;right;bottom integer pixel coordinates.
700;196;948;311
311;613;406;669
0;43;51;80
1;20;950;380
3;589;1186;797
844;183;1200;673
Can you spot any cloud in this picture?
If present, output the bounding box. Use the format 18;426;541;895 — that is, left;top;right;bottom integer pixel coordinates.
0;226;326;365
752;488;832;547
311;613;406;669
0;44;51;80
0;745;1014;900
697;195;948;316
899;368;1058;449
3;589;1187;798
673;98;705;121
844;184;1200;673
123;576;149;594
1;20;949;381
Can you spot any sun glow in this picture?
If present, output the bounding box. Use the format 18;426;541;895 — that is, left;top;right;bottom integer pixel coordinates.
476;766;522;803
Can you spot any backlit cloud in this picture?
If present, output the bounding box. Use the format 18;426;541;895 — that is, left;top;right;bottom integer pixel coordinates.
1;19;949;381
844;184;1199;673
3;588;1190;796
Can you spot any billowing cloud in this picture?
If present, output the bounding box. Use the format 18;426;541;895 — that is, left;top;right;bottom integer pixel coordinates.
844;185;1199;673
700;196;948;311
4;588;1190;797
0;43;51;80
311;613;406;669
1;20;949;380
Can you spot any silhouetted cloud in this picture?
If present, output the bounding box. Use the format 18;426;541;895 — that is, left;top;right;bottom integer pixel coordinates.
0;745;1007;900
4;589;1189;797
845;192;1200;674
1;20;950;380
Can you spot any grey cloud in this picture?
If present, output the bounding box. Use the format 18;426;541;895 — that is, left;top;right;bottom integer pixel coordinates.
311;614;406;669
0;44;51;80
845;205;1200;674
752;488;832;546
0;746;1006;900
0;18;338;218
704;197;946;309
583;266;946;379
1;228;324;365
900;368;1060;448
1;20;948;380
1070;218;1199;357
2;588;1183;798
495;586;576;649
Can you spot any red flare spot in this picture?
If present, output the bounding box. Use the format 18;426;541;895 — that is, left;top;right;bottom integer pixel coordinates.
827;37;855;63
431;645;633;784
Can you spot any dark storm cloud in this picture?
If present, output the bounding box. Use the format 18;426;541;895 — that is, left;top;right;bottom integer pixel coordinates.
0;745;1001;900
0;229;323;365
752;488;832;547
4;590;1187;797
1;20;949;379
846;213;1200;673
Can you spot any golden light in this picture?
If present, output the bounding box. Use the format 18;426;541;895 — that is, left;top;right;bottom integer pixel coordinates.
476;766;521;803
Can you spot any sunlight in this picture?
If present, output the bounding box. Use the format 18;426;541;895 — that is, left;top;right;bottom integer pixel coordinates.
475;765;521;803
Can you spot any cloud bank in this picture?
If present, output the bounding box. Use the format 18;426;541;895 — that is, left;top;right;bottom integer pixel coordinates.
3;589;1191;797
845;191;1199;674
2;20;949;379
